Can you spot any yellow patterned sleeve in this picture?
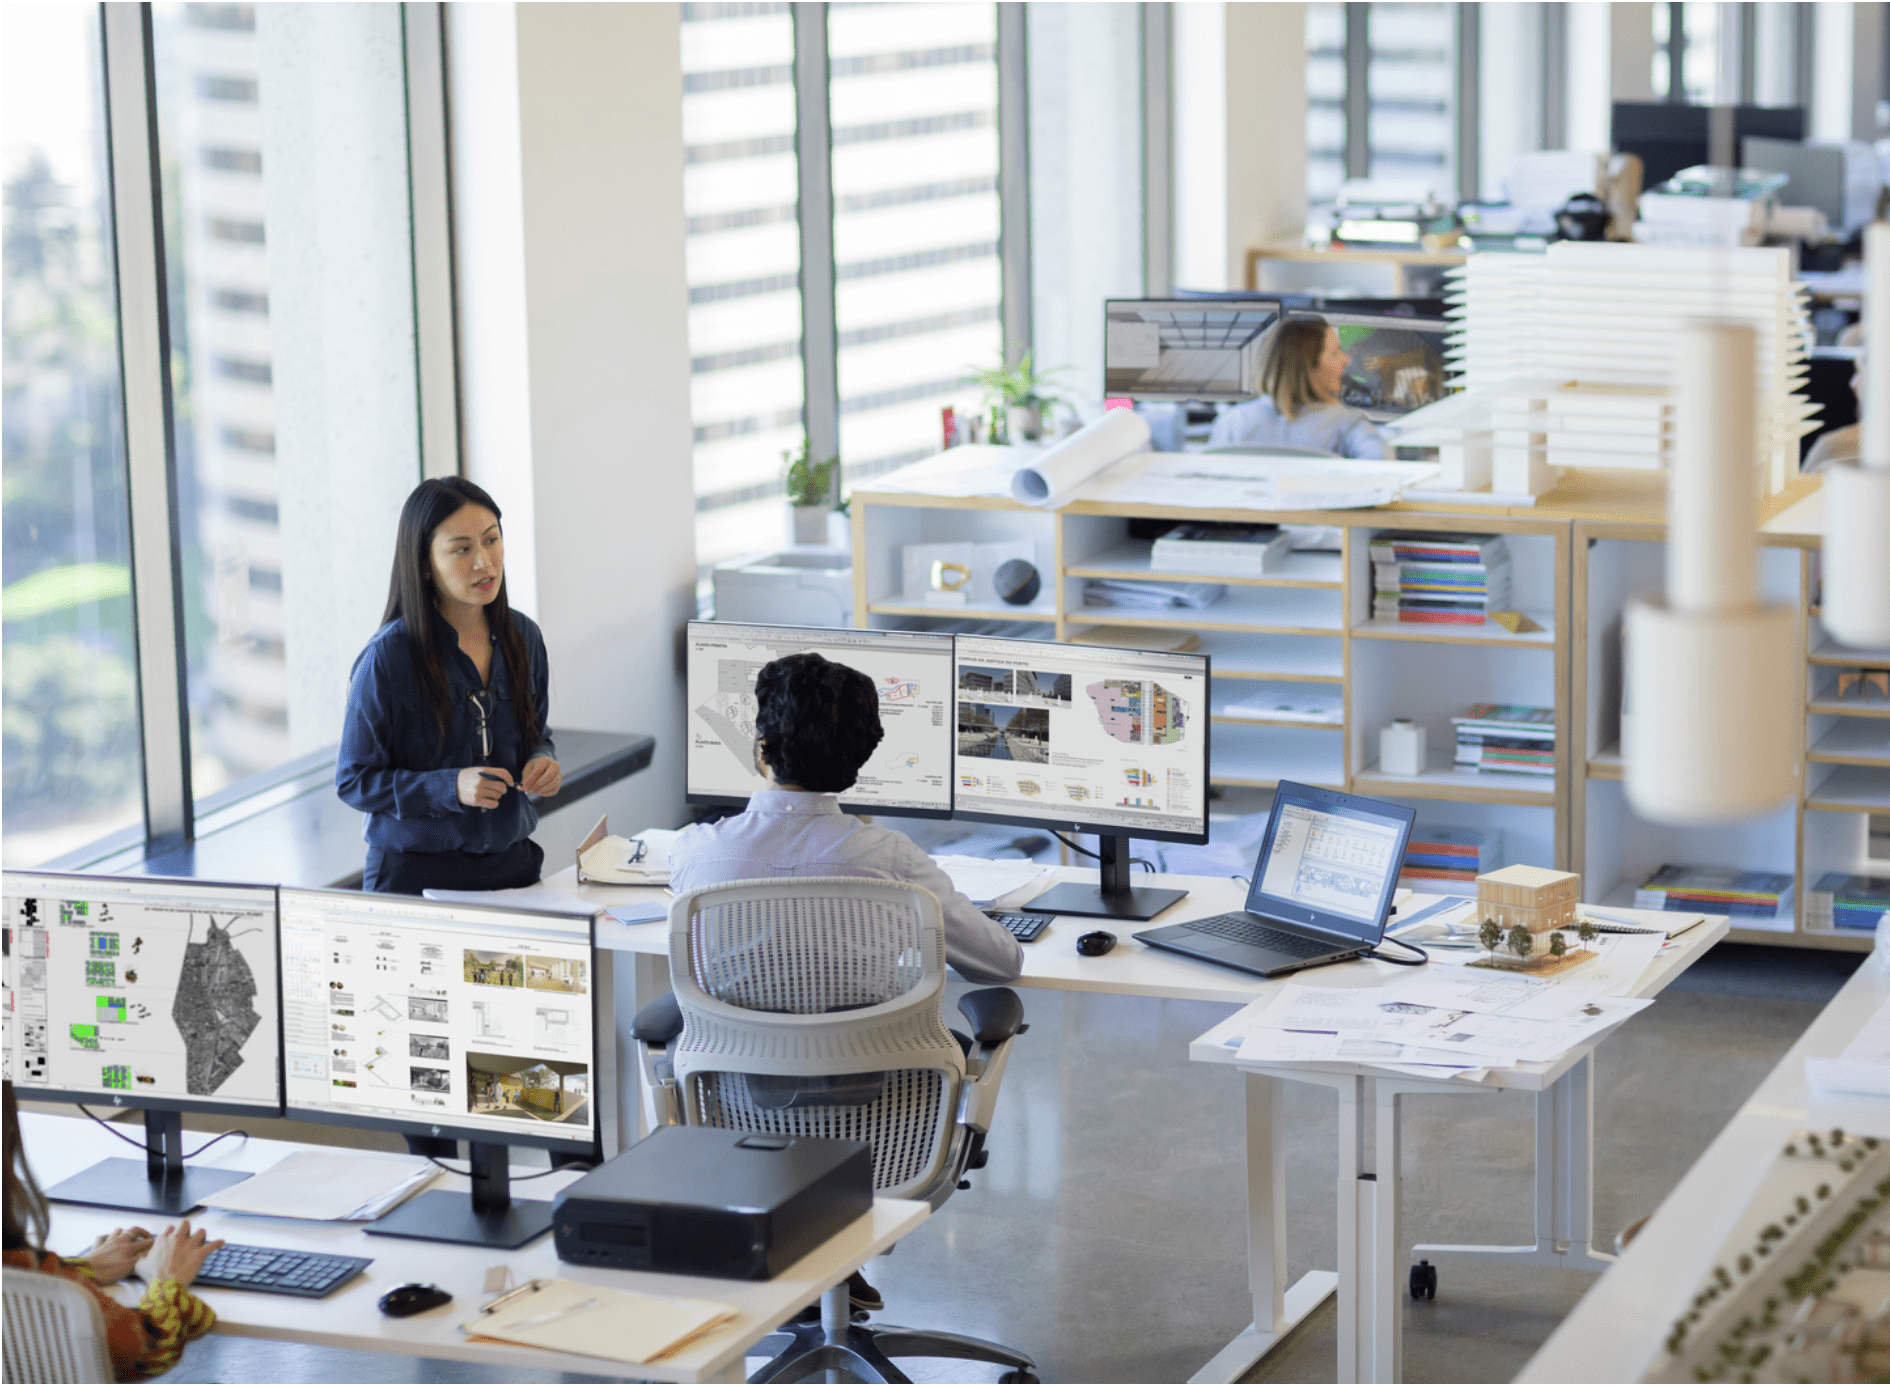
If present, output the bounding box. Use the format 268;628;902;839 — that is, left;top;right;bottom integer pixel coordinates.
130;1278;217;1378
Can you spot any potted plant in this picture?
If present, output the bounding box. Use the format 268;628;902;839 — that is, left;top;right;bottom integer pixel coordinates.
966;350;1066;444
782;440;838;546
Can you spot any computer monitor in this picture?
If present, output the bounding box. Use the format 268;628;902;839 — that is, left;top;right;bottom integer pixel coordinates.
278;888;597;1248
1290;309;1452;420
686;620;955;818
1742;135;1856;228
953;634;1210;921
2;871;281;1214
1103;298;1283;402
1612;102;1805;187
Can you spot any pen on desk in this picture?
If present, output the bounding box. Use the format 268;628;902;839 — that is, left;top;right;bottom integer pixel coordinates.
505;1297;603;1331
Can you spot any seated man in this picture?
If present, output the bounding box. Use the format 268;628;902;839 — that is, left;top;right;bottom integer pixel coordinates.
669;651;1024;986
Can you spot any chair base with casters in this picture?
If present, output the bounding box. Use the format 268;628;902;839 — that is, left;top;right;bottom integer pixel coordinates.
747;1281;1038;1384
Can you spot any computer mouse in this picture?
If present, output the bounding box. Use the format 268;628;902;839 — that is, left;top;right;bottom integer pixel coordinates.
1077;929;1117;957
379;1283;452;1317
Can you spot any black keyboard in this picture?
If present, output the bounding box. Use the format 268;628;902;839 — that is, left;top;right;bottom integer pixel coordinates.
1183;913;1342;959
193;1244;371;1297
985;911;1050;942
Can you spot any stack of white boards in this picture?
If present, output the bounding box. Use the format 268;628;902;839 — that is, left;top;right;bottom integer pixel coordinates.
1150;523;1289;576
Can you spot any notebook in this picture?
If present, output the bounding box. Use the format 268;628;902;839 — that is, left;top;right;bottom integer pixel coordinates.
463;1277;736;1365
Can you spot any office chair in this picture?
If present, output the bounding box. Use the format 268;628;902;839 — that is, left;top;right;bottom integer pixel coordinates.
634;875;1037;1384
3;1267;114;1384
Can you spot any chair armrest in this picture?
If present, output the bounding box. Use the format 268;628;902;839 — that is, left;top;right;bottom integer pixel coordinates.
956;988;1025;1044
633;991;683;1044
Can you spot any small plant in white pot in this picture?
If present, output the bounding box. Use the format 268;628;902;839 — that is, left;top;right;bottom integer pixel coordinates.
965;350;1066;444
782;440;838;545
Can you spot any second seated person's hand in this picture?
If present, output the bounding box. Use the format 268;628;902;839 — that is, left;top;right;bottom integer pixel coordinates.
83;1226;154;1283
457;766;514;808
145;1219;224;1290
519;756;562;798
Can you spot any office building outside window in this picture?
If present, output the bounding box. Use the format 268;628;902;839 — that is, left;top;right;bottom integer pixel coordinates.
1;6;143;867
1306;2;1457;210
829;1;1003;483
681;1;807;580
150;2;420;803
1306;2;1347;204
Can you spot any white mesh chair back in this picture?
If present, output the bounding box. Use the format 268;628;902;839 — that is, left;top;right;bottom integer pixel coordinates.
669;876;966;1202
3;1267;114;1384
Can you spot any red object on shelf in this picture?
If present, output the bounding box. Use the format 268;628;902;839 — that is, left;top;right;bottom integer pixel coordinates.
941;406;956;451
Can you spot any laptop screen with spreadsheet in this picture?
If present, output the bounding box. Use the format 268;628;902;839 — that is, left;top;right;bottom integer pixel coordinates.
1245;783;1414;944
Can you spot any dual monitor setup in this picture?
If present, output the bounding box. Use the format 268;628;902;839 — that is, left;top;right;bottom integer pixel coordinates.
2;875;597;1248
1102;298;1451;421
686;621;1209;921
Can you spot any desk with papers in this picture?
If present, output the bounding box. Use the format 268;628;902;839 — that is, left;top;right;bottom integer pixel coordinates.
561;859;1727;1385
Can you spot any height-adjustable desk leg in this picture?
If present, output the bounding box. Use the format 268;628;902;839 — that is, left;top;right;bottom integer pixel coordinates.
1412;1051;1617;1272
1189;1071;1339;1384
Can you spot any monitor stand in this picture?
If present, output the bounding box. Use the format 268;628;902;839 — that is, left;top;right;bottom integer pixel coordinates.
44;1108;253;1216
364;1141;554;1249
1022;834;1188;922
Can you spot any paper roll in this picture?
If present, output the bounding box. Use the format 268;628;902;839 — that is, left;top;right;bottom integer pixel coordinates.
1010;408;1150;508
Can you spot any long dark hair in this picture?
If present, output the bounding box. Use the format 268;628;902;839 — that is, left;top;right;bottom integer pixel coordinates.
3;1081;50;1252
382;477;541;755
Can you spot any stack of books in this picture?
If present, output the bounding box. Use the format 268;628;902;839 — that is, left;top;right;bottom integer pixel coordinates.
1451;704;1554;776
1369;532;1512;625
1151;523;1289;577
1635;864;1796;920
1808;873;1890;932
1082;579;1225;611
1399;826;1503;889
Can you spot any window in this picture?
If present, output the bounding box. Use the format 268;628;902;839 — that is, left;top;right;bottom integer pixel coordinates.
1;6;143;866
680;1;806;579
829;1;1003;483
1653;2;1721;105
1305;2;1457;213
151;2;421;801
1306;3;1348;204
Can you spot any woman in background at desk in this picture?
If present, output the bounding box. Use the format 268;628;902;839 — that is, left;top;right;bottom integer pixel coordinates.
4;1082;223;1380
1207;314;1386;458
335;476;562;895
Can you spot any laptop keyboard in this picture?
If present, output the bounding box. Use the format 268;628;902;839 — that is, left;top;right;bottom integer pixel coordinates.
1184;913;1345;959
193;1244;371;1297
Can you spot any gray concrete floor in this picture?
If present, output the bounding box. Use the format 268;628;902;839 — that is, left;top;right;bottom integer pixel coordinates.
148;942;1858;1385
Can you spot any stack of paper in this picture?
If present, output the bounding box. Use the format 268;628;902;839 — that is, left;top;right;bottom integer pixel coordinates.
934;855;1057;910
1370;532;1512;625
197;1150;439;1221
1150;523;1289;577
1216;689;1343;724
1082;578;1226;610
465;1277;737;1365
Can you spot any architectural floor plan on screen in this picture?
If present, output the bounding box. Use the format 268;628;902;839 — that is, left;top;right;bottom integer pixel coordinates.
1258;804;1403;923
1;888;279;1105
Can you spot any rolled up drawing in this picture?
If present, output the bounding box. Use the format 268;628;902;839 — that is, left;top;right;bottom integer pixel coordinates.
1010;407;1151;508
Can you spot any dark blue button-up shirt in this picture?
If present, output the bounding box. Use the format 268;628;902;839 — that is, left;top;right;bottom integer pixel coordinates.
335;613;555;855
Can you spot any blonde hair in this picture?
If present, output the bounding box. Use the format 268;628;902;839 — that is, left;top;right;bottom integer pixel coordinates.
1260;317;1336;421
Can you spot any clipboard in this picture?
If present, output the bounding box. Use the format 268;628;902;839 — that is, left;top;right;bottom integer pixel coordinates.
576;814;673;885
464;1276;737;1365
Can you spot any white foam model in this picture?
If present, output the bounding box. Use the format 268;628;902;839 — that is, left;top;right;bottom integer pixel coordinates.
1405;243;1817;499
1822;220;1890;647
1624;323;1798;825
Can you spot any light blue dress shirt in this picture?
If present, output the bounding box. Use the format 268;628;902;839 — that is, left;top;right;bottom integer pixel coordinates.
668;789;1025;985
1206;397;1386;458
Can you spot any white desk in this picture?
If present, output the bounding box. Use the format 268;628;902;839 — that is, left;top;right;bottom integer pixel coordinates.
1520;947;1888;1384
567;862;1723;1382
1187;906;1729;1384
22;1111;925;1384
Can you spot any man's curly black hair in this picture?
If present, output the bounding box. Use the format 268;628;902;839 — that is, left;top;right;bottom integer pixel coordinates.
754;651;885;793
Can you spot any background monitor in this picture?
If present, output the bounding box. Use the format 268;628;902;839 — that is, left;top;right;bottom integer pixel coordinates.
279;888;597;1246
1741;135;1861;228
1290;308;1452;420
686;620;955;818
1103;298;1283;402
1611;102;1805;187
3;871;281;1212
953;634;1210;920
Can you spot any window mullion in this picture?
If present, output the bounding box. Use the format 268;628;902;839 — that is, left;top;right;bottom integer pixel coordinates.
1141;2;1172;298
792;2;839;498
100;1;195;852
997;2;1030;368
403;1;461;481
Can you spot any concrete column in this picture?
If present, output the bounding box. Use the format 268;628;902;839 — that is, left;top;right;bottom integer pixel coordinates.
1611;3;1659;101
256;5;420;756
448;2;698;840
1480;2;1541;198
1172;1;1308;292
1566;2;1614;152
1811;1;1886;143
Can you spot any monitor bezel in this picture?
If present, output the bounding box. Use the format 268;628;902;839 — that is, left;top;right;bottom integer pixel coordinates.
951;636;1212;848
277;887;601;1154
1242;781;1416;946
1;870;287;1119
683;618;956;821
1102;296;1285;403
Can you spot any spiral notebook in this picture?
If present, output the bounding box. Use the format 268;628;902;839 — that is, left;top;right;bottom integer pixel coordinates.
463;1277;736;1365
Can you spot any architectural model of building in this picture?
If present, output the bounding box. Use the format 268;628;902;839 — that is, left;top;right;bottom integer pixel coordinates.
1476;863;1580;935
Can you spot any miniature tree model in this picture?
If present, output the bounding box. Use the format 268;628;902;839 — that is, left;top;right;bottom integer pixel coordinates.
1577;918;1597;944
1478;919;1502;954
1507;923;1533;958
1549;932;1568;958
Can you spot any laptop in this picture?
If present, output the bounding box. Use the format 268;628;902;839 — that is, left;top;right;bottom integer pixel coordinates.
1135;782;1415;979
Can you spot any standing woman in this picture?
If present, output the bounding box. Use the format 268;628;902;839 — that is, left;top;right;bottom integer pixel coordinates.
1206;315;1387;458
337;478;562;894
